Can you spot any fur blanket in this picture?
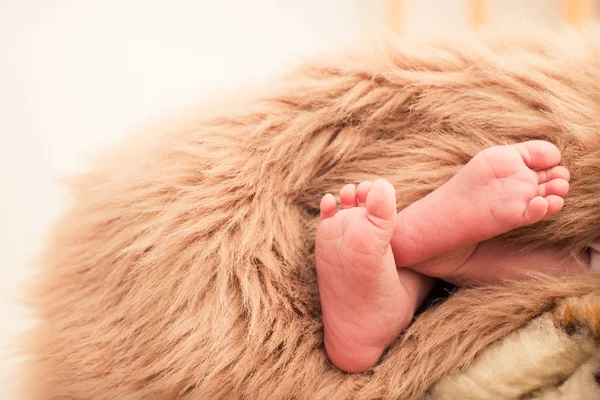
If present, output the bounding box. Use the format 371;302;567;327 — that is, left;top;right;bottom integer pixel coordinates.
21;31;600;399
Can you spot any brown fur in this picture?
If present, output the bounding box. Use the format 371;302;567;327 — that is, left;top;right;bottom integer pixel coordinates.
20;31;600;399
553;291;600;339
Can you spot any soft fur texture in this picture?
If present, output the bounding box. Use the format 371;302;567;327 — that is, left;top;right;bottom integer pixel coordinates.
426;292;600;399
21;30;600;399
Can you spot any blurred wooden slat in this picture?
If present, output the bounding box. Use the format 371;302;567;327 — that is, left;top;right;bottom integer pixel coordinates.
469;0;487;30
562;0;592;27
386;0;404;35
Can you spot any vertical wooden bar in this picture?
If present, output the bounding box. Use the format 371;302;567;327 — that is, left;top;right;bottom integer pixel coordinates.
469;0;487;30
386;0;404;35
562;0;592;27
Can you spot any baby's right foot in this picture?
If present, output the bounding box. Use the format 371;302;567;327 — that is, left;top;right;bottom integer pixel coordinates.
391;140;570;269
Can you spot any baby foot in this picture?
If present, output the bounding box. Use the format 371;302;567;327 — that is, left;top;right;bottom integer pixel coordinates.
315;180;414;373
392;140;570;267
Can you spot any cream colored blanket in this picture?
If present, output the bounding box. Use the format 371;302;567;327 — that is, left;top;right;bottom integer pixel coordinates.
428;293;600;399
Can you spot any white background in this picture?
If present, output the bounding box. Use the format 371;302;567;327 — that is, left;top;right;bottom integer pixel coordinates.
1;0;598;396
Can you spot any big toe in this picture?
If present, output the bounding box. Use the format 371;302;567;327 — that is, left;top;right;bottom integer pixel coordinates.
514;140;562;170
366;179;397;230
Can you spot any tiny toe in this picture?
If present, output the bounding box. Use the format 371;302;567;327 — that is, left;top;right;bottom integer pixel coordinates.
537;166;570;183
356;181;373;206
544;195;565;218
538;179;569;197
365;179;397;225
340;184;357;209
523;196;548;225
514;140;562;170
320;193;337;220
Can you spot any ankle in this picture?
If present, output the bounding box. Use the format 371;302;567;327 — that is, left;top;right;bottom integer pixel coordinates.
443;245;479;283
408;245;477;280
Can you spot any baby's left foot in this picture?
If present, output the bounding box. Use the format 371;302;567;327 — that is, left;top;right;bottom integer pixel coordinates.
315;180;415;373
